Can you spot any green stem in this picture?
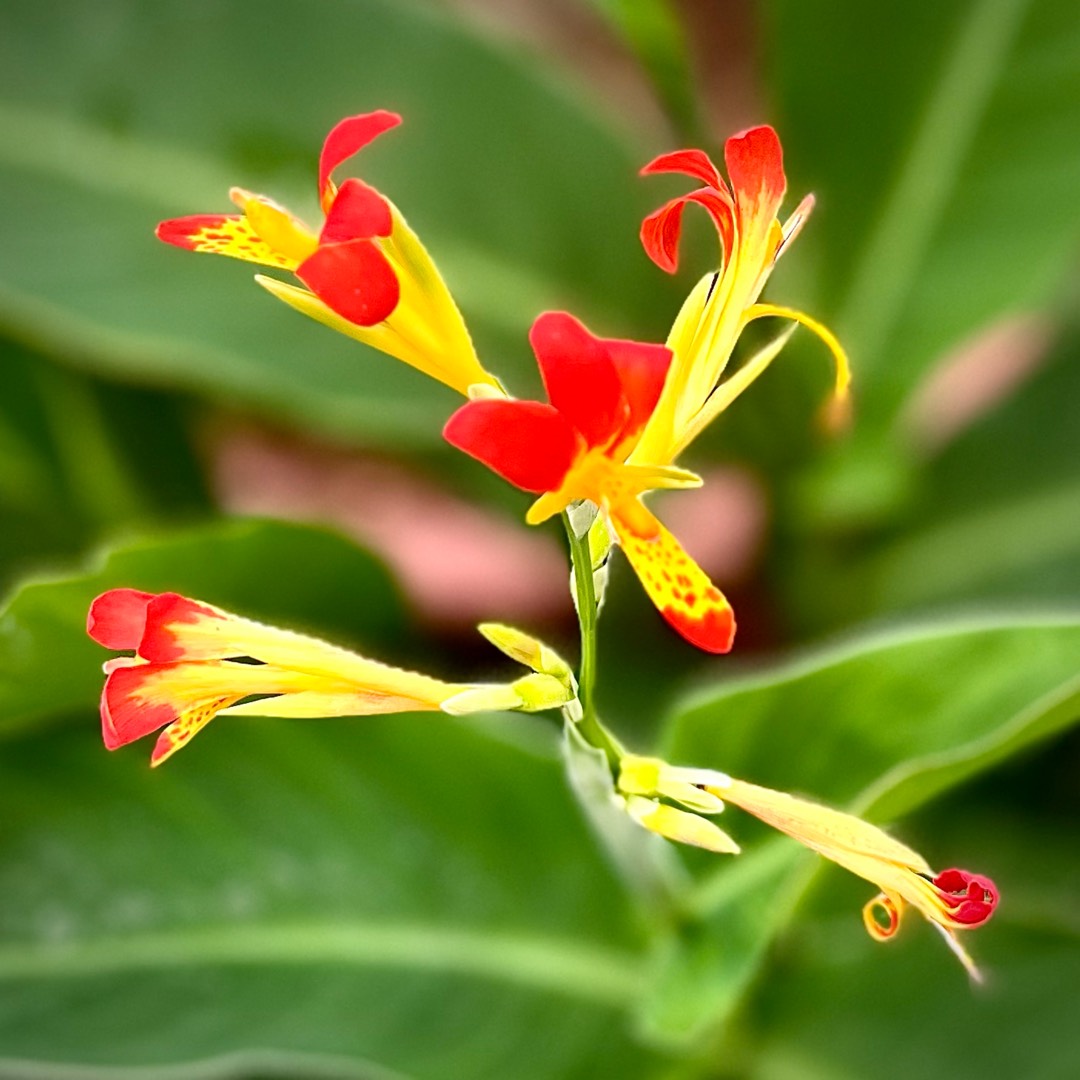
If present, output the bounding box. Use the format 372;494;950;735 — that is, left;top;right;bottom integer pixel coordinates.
562;512;621;771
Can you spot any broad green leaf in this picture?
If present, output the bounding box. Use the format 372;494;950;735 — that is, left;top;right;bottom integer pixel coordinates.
766;0;1080;427
0;0;681;447
864;332;1080;619
784;324;1080;634
0;519;408;734
637;616;1080;1043
0;720;658;1077
0;524;663;1076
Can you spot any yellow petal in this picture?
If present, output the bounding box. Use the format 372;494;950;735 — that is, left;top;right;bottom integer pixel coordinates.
477;623;574;682
381;204;501;396
609;502;736;654
232;188;319;265
625;796;740;855
721;778;931;873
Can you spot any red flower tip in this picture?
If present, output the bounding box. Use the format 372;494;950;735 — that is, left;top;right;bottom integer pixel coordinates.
87;589;155;649
934;868;999;927
138;593;218;663
724;124;785;206
155;215;227;251
318;110;402;199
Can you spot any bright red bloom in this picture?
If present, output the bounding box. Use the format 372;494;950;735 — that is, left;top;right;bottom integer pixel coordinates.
640;126;787;277
444;312;736;653
158;112;402;326
156;113;497;395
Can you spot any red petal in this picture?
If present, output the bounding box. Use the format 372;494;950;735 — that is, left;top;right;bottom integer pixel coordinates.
640;198;686;274
139;593;221;663
297;239;400;326
640;189;734;272
934;868;999;926
529;312;625;448
320;178;392;244
602;338;672;436
641;149;727;193
724;125;786;216
87;589;155;649
318;111;402;199
444;400;580;493
101;664;178;750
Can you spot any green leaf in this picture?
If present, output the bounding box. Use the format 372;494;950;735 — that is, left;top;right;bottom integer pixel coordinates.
784;325;1080;634
0;0;680;447
638;616;1080;1043
0;720;658;1076
585;0;702;138
0;523;663;1076
864;332;1080;617
0;519;409;735
766;0;1080;427
0;336;210;594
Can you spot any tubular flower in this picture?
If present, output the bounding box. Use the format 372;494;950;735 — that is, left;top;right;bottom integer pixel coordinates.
444;311;736;653
617;755;999;977
87;589;572;766
632;125;851;468
156;112;499;397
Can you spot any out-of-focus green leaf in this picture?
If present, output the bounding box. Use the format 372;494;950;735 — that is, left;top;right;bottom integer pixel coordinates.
636;616;1080;1043
0;0;681;447
766;0;1080;427
0;722;655;1077
0;520;409;734
586;0;702;138
0;336;210;593
784;324;1080;634
867;329;1080;616
0;522;663;1076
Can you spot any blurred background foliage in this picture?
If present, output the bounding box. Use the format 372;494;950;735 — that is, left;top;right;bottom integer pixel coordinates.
0;0;1077;1076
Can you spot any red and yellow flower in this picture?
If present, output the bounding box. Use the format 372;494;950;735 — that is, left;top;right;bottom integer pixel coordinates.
444;311;736;653
618;755;999;977
88;589;572;766
157;112;499;397
632;125;850;468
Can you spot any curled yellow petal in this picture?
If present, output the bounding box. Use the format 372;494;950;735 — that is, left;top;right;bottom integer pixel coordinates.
742;302;851;399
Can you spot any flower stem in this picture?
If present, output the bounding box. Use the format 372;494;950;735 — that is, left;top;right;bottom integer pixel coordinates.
563;512;621;772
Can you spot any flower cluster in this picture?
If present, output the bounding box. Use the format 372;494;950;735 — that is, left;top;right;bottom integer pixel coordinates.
87;109;997;977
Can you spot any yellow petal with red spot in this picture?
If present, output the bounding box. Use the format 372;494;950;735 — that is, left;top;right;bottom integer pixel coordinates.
609;502;735;653
151;698;234;767
155;214;302;270
230;188;319;266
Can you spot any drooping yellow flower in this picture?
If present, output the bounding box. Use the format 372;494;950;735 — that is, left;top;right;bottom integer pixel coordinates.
618;755;998;976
